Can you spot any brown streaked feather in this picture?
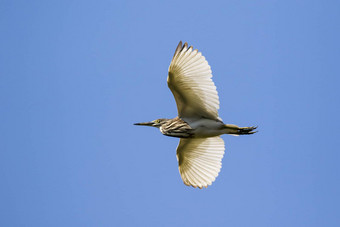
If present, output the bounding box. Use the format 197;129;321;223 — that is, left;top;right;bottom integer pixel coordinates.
160;117;193;138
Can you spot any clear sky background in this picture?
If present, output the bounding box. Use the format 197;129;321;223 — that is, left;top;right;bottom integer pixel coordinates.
1;0;340;226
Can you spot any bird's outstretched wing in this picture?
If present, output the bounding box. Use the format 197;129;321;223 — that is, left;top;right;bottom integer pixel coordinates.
168;41;220;120
176;136;225;189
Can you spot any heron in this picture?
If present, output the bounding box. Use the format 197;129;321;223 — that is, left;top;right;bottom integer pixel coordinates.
135;41;257;189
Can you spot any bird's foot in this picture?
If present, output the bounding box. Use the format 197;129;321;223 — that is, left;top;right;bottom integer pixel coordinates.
237;126;258;135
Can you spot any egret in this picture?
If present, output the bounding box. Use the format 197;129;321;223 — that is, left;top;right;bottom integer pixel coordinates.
135;41;257;189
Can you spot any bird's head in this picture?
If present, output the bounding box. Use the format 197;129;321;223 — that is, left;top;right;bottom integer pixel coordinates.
134;118;168;128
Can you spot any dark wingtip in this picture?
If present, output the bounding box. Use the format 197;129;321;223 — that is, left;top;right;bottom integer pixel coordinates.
174;41;183;57
182;42;188;52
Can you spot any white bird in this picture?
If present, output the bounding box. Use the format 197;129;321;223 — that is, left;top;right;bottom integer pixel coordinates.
135;41;257;189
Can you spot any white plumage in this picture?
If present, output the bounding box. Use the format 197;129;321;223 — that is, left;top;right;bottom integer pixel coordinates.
168;42;225;188
134;41;257;189
177;137;225;189
168;42;220;121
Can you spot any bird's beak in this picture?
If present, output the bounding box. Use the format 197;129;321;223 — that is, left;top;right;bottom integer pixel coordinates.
134;122;154;126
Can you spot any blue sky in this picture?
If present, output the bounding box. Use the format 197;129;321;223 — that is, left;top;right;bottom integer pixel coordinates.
1;0;340;226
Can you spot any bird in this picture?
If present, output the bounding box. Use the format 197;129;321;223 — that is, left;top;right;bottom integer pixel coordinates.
134;41;257;189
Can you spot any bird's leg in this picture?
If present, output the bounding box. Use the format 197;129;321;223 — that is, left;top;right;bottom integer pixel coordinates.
223;124;258;135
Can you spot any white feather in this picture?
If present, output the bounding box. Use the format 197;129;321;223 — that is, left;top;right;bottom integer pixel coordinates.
168;42;220;120
176;136;225;189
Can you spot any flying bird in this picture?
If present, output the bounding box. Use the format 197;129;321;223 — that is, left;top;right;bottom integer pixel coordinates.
135;41;257;189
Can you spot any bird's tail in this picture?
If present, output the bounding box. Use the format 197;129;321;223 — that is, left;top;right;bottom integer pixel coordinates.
223;124;258;136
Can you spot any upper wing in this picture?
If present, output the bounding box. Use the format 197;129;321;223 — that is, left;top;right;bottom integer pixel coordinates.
176;136;225;189
168;41;220;120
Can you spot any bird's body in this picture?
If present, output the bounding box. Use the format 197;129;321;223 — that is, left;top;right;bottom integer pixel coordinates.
158;117;224;138
183;117;224;138
145;116;256;138
135;41;257;189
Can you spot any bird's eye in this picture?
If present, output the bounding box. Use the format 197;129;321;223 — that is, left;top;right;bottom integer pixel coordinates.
155;120;160;123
